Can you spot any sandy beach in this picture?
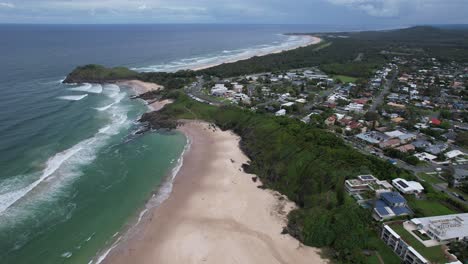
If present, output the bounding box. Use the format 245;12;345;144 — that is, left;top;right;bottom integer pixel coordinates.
103;121;327;264
192;35;322;71
118;80;163;95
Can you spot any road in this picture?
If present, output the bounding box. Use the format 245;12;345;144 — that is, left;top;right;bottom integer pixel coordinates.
369;69;398;112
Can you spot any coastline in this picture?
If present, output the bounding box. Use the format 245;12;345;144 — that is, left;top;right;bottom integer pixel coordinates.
101;121;327;264
191;35;322;71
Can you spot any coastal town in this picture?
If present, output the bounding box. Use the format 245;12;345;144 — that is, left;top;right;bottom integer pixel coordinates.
185;55;468;264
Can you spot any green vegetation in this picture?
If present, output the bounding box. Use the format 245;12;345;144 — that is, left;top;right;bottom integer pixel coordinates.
64;64;196;89
390;223;447;264
158;92;413;263
333;75;358;83
64;64;138;83
408;199;456;217
418;173;445;185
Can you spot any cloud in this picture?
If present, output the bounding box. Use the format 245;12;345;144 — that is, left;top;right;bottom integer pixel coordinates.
326;0;403;17
0;2;14;8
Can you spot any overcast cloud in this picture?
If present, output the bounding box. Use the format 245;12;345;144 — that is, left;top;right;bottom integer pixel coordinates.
0;0;466;24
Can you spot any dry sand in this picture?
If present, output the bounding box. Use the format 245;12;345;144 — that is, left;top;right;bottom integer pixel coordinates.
192;35;322;71
103;121;327;264
118;80;163;95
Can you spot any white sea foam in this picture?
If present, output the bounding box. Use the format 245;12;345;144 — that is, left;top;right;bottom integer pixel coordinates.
89;136;190;264
87;84;103;94
0;100;130;216
61;252;73;258
69;83;92;92
132;35;315;72
58;94;88;101
95;92;126;112
94;236;122;264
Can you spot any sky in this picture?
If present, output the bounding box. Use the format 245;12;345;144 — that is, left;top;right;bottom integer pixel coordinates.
0;0;467;25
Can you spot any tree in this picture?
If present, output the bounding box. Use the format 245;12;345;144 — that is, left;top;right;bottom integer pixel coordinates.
456;131;468;148
442;167;456;188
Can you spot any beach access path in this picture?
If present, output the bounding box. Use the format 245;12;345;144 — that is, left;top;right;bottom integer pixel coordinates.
103;121;327;264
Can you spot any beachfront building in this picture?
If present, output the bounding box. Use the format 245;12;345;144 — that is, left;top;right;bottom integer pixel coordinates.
408;213;468;244
392;178;424;195
381;225;429;264
373;192;412;221
345;175;393;195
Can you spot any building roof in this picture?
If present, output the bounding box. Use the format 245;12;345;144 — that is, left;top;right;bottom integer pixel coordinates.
445;150;465;159
412;213;468;241
392;178;424;193
356;131;390;144
385;130;405;138
381;191;407;204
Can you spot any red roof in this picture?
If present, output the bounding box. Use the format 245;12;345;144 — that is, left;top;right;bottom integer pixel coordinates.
431;118;441;126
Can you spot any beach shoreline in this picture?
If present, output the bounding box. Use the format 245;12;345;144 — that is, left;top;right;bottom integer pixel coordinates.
191;35;322;71
101;121;327;264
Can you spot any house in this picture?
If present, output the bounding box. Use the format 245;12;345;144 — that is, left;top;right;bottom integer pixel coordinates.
445;150;465;159
356;131;390;144
373;192;412;221
409;213;468;244
425;143;448;155
325;115;337;126
395;144;415;153
275;109;286;116
379;138;401;149
398;133;417;144
233;84;244;93
430;118;442;126
414;152;437;162
392;178;424;195
412;140;431;149
345;175;392;194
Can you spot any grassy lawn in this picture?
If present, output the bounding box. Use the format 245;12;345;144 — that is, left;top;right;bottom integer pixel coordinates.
366;233;401;264
391;224;447;264
418;173;445;185
409;199;457;216
333;75;358;83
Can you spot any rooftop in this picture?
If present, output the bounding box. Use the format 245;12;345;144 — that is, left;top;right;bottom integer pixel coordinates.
412;213;468;241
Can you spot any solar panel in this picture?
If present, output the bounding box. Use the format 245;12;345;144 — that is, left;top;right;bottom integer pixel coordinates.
361;175;374;180
397;180;409;188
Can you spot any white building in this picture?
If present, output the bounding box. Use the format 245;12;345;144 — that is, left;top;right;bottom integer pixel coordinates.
410;213;468;244
414;153;437;162
275;109;286;116
392;178;424;195
445;150;465;159
211;84;228;96
345;103;364;112
381;225;429;264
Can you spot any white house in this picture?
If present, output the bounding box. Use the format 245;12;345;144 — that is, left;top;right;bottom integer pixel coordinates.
275;109;286;116
445;150;465;159
392;178;424;195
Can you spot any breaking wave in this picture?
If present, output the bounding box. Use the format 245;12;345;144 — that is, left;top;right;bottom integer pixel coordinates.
57;94;88;101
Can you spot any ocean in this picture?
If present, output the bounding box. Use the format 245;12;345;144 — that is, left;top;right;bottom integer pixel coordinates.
0;24;388;264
